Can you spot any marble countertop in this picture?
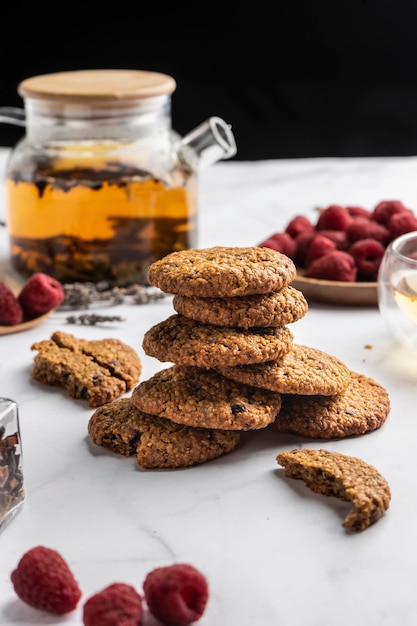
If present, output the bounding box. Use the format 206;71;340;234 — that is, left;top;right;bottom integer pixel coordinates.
1;151;417;625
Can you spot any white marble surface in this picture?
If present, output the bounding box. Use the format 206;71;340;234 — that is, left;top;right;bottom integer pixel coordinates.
1;150;417;625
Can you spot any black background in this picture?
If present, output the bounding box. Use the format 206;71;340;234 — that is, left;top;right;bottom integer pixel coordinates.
2;1;417;160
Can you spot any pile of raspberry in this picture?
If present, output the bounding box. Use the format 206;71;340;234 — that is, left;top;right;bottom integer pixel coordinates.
259;200;417;282
10;545;209;626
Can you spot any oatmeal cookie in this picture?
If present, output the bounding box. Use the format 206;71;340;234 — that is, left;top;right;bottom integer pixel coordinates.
88;398;143;457
269;371;390;438
216;345;351;395
131;365;282;430
31;331;142;407
172;285;308;328
276;448;391;531
142;314;294;368
88;398;241;469
147;246;297;297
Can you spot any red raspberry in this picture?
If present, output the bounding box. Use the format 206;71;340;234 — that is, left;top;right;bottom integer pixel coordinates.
372;199;409;226
305;250;357;282
10;545;81;614
294;230;315;267
349;238;385;281
284;214;314;238
0;282;23;325
143;563;209;626
83;582;143;626
316;205;352;231
305;234;336;267
18;273;64;319
346;206;372;219
258;232;296;258
387;211;417;240
316;229;350;250
346;217;389;245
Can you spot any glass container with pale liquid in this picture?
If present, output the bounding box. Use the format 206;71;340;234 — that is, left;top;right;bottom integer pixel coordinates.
378;230;417;352
0;69;236;285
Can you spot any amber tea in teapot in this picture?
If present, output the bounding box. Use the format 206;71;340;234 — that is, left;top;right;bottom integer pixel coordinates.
6;148;197;285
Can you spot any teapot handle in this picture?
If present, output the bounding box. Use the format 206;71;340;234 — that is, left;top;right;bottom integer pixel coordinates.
0;107;26;127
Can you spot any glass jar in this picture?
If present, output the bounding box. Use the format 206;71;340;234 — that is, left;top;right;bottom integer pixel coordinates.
0;397;25;531
0;69;236;285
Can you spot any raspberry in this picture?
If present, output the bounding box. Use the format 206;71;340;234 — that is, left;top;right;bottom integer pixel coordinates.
387;211;417;240
346;206;372;219
305;250;357;282
284;214;314;238
305;234;336;267
294;230;315;267
316;205;352;231
258;232;296;258
143;563;209;626
18;273;64;318
372;199;409;226
314;229;350;250
346;217;389;245
83;582;143;626
349;238;385;281
0;282;23;325
10;545;81;614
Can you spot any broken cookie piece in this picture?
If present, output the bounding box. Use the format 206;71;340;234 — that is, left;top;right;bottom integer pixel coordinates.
276;448;391;532
31;331;142;407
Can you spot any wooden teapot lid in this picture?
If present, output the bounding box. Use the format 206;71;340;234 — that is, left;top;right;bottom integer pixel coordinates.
18;69;177;103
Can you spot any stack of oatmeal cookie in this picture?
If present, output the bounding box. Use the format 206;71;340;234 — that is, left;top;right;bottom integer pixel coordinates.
134;246;308;432
88;246;391;470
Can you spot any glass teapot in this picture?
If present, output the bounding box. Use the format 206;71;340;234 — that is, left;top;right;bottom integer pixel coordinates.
0;69;237;286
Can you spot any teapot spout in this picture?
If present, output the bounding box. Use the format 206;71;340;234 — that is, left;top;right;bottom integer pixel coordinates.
179;116;237;170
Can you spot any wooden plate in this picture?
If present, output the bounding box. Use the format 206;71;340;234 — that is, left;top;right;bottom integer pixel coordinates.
292;272;378;306
0;311;53;335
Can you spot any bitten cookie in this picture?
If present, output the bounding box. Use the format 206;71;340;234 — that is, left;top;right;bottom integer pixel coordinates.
276;448;391;531
147;246;297;297
131;365;282;430
31;331;142;407
269;371;390;438
172;285;308;328
88;398;241;469
216;345;351;395
142;314;294;368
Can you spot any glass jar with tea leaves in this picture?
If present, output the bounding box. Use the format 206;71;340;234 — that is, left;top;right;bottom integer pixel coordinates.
0;69;236;285
0;397;25;532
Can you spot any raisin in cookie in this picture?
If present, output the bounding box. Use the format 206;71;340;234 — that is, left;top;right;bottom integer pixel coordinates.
172;285;308;329
142;314;294;368
31;331;142;407
131;365;282;430
217;345;351;395
147;246;296;297
277;448;391;531
270;371;390;438
88;398;241;469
